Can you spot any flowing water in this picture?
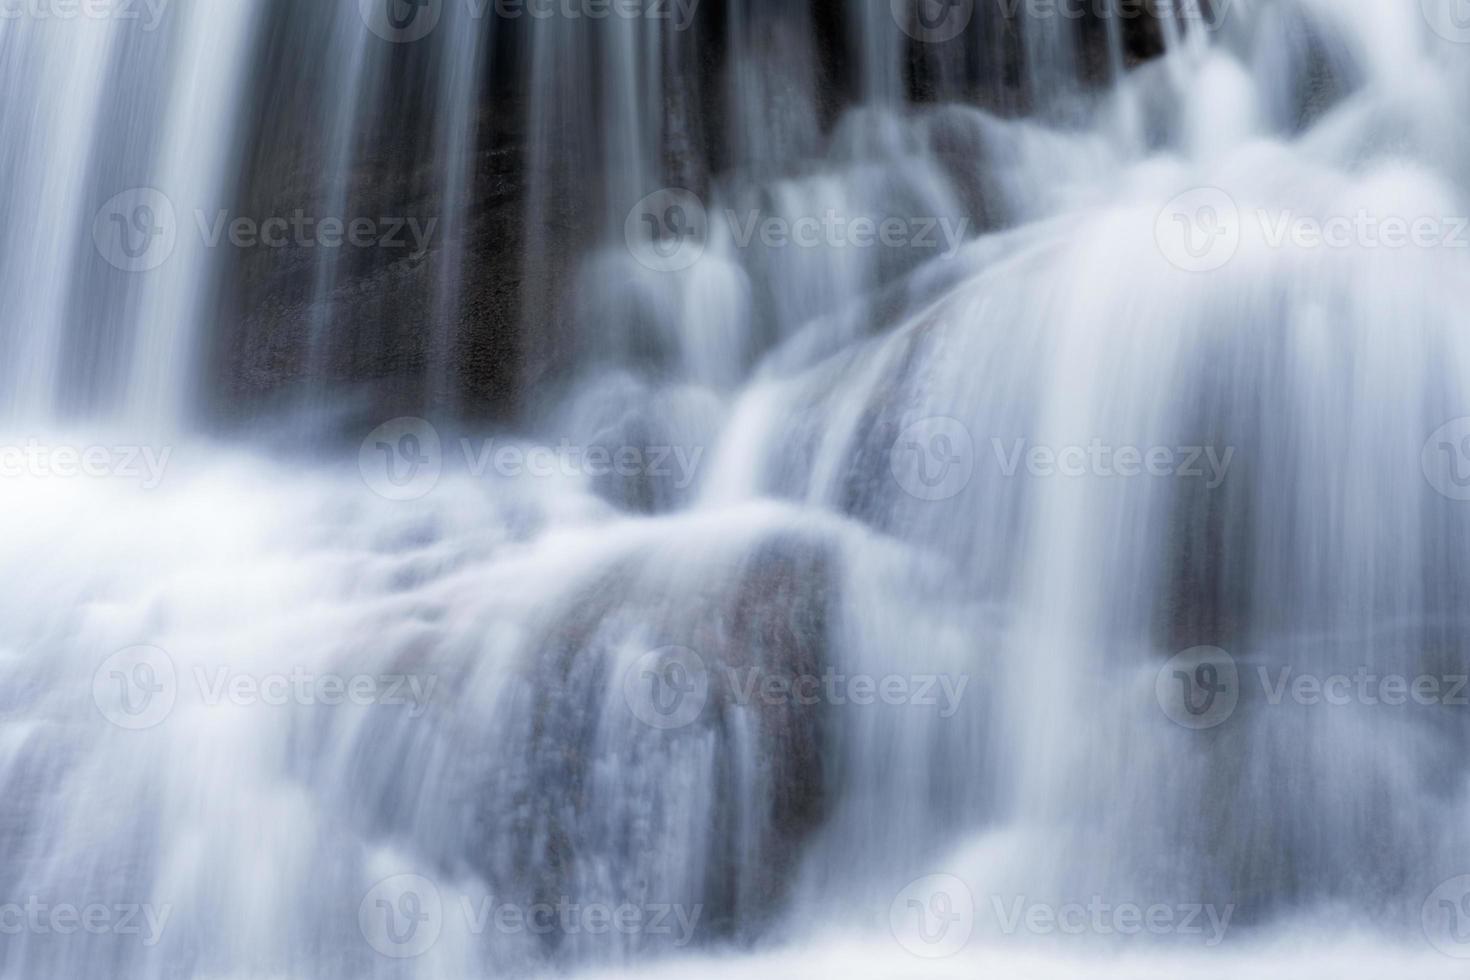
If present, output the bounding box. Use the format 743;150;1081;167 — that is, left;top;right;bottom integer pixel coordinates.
3;0;1470;977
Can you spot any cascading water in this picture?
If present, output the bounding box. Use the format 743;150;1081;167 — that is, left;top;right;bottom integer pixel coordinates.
4;0;1470;977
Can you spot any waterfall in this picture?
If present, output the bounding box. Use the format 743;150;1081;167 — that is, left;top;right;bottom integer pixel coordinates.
4;0;1470;977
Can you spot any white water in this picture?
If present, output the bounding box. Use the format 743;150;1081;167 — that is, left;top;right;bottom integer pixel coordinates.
3;1;1470;977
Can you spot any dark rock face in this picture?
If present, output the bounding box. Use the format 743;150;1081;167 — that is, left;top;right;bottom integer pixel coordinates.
195;2;1173;435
